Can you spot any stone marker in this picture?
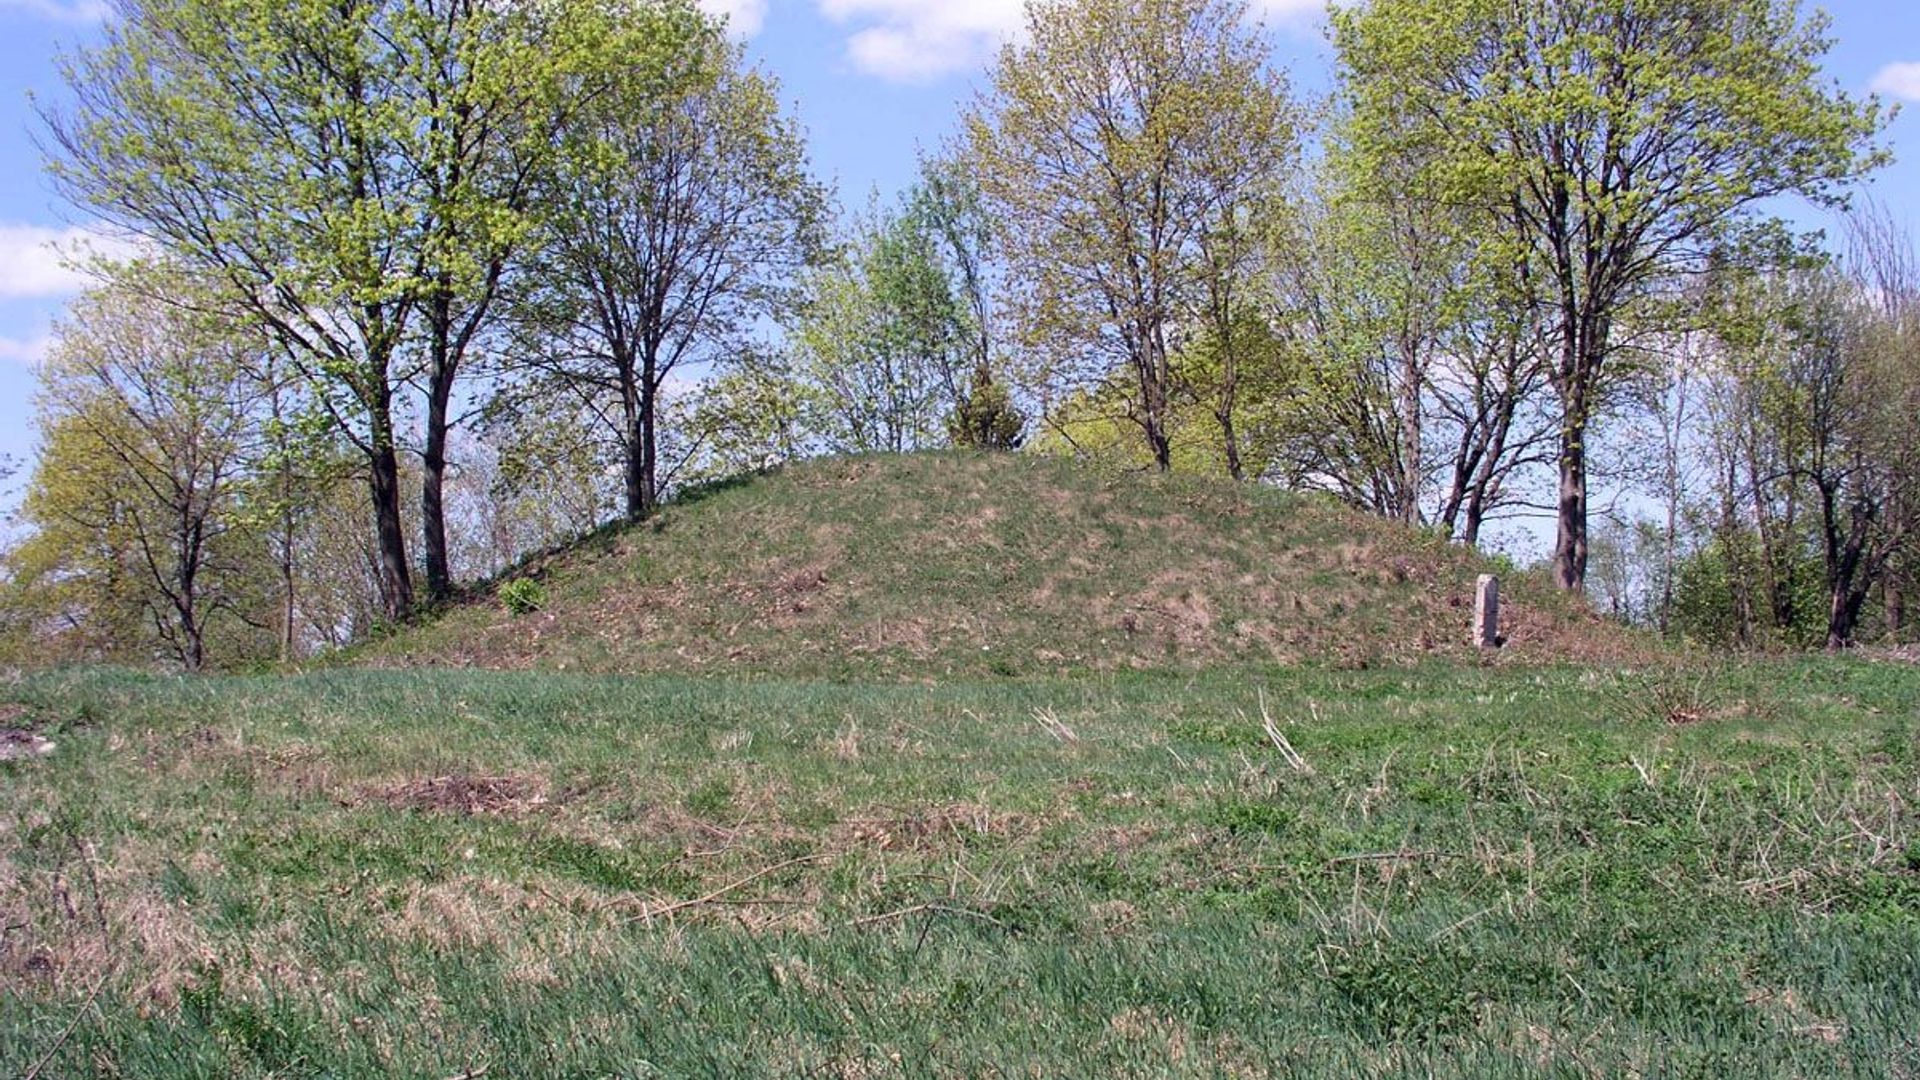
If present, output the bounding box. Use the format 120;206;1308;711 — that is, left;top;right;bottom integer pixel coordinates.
1473;574;1501;648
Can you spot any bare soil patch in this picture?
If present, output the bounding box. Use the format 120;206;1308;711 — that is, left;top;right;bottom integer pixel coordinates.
364;773;551;817
0;704;54;762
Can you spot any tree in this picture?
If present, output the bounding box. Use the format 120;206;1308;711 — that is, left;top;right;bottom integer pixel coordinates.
401;0;637;603
10;265;271;670
675;358;817;485
907;155;1028;451
1334;0;1887;591
785;202;972;454
1700;217;1920;650
515;13;827;520
965;0;1298;471
1191;96;1294;482
910;157;999;401
42;0;669;618
1270;158;1457;519
949;366;1028;451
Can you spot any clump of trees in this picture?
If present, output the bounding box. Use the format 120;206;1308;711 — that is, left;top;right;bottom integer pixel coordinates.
3;0;1910;670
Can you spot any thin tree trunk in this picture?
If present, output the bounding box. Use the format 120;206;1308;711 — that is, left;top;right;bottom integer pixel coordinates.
623;417;648;521
421;285;465;604
1396;350;1422;525
618;344;654;523
281;536;297;664
1552;423;1588;592
1216;324;1242;480
641;381;659;515
1218;406;1243;481
422;362;454;602
367;402;413;622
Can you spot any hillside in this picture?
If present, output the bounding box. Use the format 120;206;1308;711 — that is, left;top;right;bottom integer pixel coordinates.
368;452;1637;676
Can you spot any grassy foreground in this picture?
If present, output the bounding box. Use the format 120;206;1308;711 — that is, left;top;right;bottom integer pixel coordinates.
3;661;1919;1077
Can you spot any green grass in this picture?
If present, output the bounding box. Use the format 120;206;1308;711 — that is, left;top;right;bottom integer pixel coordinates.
4;659;1918;1076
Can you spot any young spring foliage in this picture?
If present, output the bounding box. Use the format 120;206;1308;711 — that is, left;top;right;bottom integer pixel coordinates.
965;0;1299;472
1333;0;1888;591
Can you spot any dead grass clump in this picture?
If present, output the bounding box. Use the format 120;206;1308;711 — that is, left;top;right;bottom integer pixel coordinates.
848;617;936;659
366;773;550;817
117;890;219;1008
391;875;569;950
0;864;215;1009
837;803;1032;853
1496;597;1653;665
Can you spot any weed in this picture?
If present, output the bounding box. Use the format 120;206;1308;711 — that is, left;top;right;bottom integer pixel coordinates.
499;577;546;617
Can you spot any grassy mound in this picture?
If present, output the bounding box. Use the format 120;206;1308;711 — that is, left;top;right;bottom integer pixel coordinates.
370;451;1634;676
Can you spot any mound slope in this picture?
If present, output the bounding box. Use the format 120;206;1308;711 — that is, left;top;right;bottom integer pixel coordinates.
369;452;1637;676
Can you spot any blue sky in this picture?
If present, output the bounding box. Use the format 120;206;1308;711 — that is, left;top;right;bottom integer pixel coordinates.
1;0;1917;512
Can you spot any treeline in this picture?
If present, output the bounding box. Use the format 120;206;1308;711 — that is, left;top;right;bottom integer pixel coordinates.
0;0;1908;670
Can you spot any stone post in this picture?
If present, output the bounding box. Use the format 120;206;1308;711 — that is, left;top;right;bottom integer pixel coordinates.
1473;574;1501;649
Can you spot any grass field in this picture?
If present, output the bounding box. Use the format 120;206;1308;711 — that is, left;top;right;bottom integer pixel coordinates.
4;659;1918;1077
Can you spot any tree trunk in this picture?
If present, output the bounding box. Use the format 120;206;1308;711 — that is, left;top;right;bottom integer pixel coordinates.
421;298;455;603
367;404;413;622
1718;457;1756;646
1146;415;1172;472
180;614;205;672
641;389;659;514
1395;343;1422;524
1826;567;1871;650
619;345;658;523
422;375;453;603
641;349;659;514
1461;489;1486;548
1140;350;1173;472
624;420;648;521
1139;321;1173;472
1217;335;1242;480
1218;406;1243;481
622;399;657;522
175;572;204;672
1552;422;1588;592
281;541;297;664
1820;487;1877;651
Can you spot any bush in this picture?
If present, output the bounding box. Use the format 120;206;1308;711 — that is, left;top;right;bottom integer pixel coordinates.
949;367;1026;450
499;577;546;617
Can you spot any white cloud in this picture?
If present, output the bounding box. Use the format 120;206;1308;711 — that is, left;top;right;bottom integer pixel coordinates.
0;0;110;21
1870;61;1920;104
698;0;766;38
818;0;1329;83
0;333;51;368
0;224;139;301
1247;0;1328;28
818;0;1026;82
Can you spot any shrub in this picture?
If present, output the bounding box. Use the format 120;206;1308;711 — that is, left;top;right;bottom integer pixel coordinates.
499;577;546;617
948;367;1026;450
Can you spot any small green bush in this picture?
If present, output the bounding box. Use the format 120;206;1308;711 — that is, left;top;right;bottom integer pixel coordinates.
948;366;1026;450
499;577;546;617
